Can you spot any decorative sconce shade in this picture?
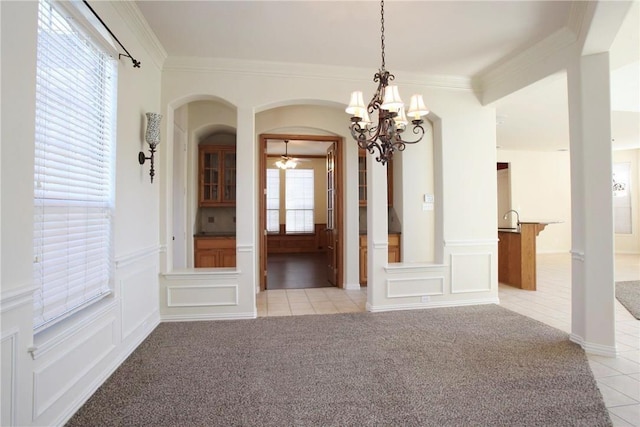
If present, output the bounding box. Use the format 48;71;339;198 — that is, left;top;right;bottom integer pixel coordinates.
139;112;163;183
145;112;162;146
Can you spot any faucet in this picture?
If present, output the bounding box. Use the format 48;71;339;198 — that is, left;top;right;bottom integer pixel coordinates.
503;209;520;231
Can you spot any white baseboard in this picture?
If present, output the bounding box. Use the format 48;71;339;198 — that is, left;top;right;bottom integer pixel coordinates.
570;333;618;357
55;313;160;426
161;311;257;322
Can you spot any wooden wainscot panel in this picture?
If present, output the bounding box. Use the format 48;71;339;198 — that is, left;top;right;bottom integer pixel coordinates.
267;224;327;254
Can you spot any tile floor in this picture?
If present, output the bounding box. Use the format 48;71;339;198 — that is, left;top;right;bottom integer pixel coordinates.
257;252;640;426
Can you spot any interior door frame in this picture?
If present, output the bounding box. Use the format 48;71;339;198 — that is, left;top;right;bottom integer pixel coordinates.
259;133;344;291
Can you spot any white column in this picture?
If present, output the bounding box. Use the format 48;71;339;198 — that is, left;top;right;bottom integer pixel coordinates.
366;152;389;310
236;107;257;313
567;53;616;355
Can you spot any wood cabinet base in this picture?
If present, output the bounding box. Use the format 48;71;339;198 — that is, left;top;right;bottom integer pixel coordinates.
194;236;236;268
498;223;545;290
359;234;400;285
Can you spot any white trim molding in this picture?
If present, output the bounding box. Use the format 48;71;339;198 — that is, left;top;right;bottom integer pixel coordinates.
386;276;445;299
570;333;618;357
570;250;585;262
115;245;159;269
1;330;18;427
236;244;254;253
162;311;257;322
0;285;36;313
166;284;239;307
450;252;493;294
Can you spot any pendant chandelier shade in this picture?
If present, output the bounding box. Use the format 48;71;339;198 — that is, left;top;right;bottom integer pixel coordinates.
346;0;429;165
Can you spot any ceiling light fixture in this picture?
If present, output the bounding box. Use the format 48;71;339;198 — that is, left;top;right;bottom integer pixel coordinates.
275;140;297;169
346;0;429;166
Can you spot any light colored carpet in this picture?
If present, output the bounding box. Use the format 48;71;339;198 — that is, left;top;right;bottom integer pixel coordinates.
66;305;611;426
616;280;640;319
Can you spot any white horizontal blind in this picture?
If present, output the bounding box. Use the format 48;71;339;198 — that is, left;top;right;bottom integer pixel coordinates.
266;169;280;233
285;169;314;233
33;0;115;330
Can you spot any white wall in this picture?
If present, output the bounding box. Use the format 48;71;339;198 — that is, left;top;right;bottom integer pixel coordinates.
497;148;640;255
1;2;165;425
497;150;572;253
613;148;640;254
159;58;499;313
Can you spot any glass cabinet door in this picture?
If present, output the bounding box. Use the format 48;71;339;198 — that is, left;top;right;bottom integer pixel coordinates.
202;151;220;203
223;151;236;203
358;153;367;205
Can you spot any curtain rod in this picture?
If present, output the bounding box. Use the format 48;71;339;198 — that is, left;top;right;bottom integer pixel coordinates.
82;0;141;68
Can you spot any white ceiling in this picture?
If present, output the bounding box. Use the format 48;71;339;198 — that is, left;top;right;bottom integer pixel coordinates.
136;0;639;153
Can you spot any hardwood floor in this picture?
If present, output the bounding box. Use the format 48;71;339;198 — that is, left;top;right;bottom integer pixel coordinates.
266;252;334;290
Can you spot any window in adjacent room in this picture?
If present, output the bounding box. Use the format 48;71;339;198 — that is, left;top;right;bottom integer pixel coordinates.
285;169;314;233
33;0;116;331
613;162;632;234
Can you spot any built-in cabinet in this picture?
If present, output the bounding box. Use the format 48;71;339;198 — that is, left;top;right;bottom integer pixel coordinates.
498;222;549;290
194;236;236;268
358;150;393;206
359;233;400;285
199;145;237;207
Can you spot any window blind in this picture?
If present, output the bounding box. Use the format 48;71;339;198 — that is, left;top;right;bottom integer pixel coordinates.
266;169;280;233
33;0;116;331
285;169;314;233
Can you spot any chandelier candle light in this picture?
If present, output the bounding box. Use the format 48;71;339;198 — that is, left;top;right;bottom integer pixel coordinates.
346;0;429;165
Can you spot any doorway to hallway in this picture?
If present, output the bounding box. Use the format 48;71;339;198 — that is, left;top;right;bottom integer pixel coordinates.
258;133;344;291
266;253;334;290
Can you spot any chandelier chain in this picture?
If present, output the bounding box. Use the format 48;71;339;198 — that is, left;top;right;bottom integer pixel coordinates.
380;0;385;70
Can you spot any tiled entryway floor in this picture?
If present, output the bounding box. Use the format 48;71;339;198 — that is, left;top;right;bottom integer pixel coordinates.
500;253;640;426
258;253;639;426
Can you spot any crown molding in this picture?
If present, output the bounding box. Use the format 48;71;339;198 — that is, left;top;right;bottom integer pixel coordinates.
110;1;167;71
474;27;578;96
163;57;473;91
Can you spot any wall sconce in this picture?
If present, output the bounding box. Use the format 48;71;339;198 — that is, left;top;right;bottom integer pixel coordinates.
138;112;162;183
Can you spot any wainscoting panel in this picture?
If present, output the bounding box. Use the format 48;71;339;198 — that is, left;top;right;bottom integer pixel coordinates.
1;330;17;427
386;276;444;299
32;320;116;419
450;252;492;293
167;284;238;307
120;265;159;341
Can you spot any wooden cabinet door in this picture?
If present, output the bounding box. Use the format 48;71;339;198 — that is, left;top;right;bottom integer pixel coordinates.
222;151;236;204
358;153;367;206
199;146;236;206
221;249;236;267
358;150;393;207
199;148;220;206
196;250;220;268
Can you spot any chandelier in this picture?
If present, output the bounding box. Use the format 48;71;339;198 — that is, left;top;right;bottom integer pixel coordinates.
346;0;429;166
